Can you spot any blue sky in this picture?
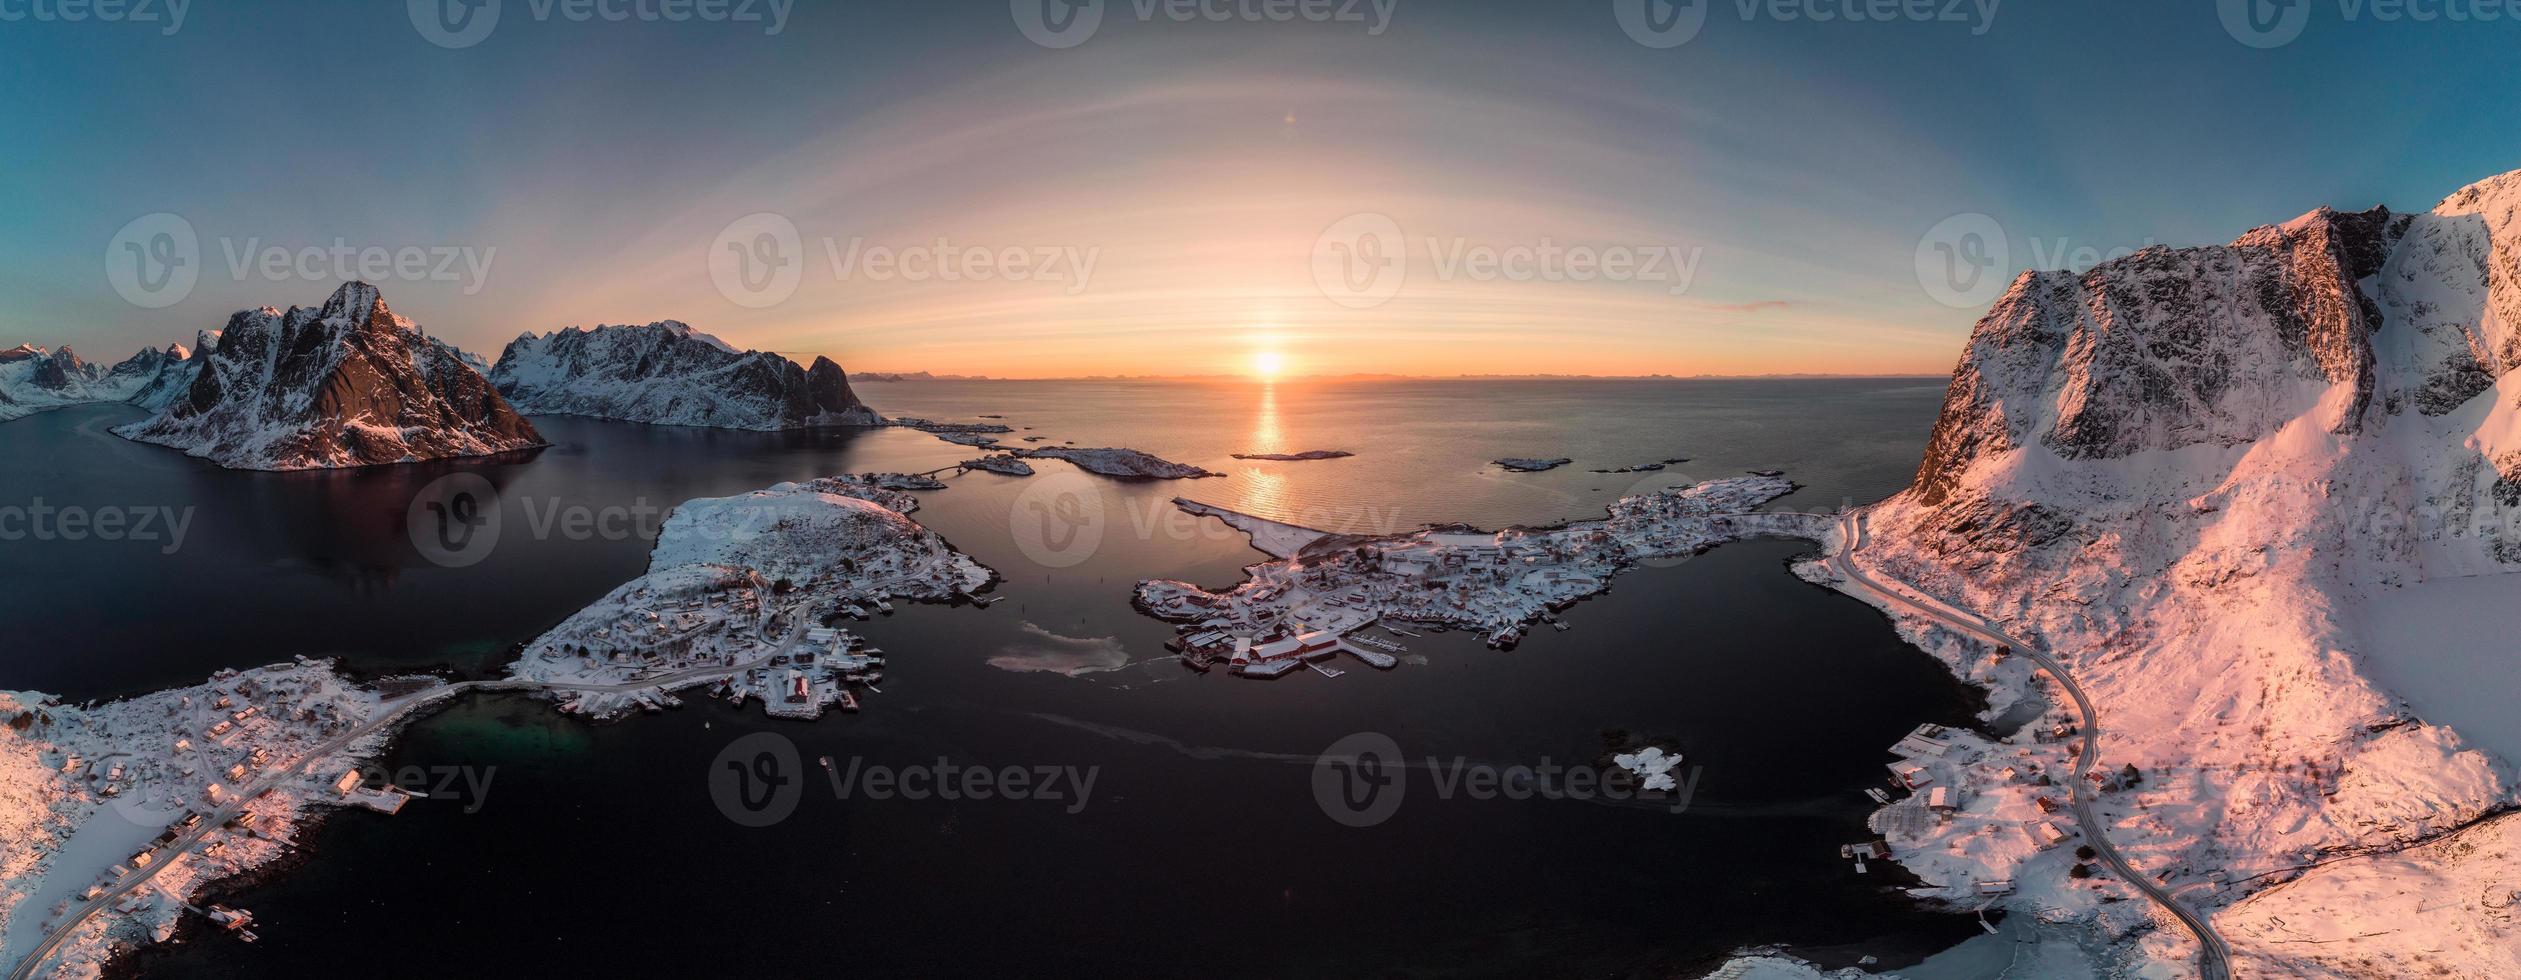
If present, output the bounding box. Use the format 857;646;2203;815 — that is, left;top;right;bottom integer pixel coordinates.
3;0;2518;376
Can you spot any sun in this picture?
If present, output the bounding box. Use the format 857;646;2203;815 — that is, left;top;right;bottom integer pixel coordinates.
1251;350;1287;380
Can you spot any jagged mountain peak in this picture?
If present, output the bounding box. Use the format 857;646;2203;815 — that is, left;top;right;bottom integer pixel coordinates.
492;322;877;430
114;282;541;470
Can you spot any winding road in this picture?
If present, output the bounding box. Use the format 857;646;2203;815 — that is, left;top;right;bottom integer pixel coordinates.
1828;511;2235;980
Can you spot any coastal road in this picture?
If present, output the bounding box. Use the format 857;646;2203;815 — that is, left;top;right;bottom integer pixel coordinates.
5;652;787;980
1828;511;2236;980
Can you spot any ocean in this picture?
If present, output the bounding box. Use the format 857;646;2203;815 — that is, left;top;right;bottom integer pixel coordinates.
0;378;1988;978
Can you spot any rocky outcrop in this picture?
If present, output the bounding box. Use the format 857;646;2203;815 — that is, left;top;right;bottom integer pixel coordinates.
115;282;544;470
490;322;879;430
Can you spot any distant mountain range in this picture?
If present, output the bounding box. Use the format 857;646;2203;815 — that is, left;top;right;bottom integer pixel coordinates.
0;338;208;422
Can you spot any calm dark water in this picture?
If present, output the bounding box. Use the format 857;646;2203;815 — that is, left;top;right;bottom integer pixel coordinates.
0;379;1986;978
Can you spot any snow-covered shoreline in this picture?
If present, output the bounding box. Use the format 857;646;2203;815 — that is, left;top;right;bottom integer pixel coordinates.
0;661;423;978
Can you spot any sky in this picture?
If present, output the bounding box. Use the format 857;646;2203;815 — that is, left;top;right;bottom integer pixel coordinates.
3;0;2519;379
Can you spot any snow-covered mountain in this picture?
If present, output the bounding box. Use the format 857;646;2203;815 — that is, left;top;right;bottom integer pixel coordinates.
1841;169;2521;974
115;282;545;470
490;322;879;430
0;340;203;422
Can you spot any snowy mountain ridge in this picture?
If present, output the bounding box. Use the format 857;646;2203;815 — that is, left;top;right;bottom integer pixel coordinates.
1839;167;2521;975
0;340;204;422
490;321;878;430
114;282;544;470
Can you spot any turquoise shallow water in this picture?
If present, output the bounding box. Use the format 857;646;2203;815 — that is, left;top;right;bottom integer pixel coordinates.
5;379;1987;978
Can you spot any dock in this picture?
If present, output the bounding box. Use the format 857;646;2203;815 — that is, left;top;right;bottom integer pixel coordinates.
1338;642;1398;669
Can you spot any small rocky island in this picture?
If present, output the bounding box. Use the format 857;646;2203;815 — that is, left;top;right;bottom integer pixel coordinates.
1231;450;1354;461
1493;457;1574;472
1018;446;1220;479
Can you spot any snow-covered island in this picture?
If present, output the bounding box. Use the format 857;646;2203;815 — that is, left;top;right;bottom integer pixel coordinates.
1230;450;1353;461
1492;457;1573;472
507;476;993;720
960;455;1035;476
1134;476;1807;674
490;321;880;430
115;282;545;470
0;661;435;977
1016;447;1220;480
892;417;1013;447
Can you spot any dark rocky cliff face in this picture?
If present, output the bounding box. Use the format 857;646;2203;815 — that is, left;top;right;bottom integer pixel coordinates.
804;356;867;421
115;281;544;470
1910;207;2417;506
